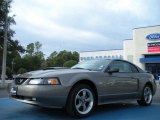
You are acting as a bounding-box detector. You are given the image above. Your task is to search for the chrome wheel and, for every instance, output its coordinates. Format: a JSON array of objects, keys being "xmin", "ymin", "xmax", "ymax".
[
  {"xmin": 75, "ymin": 89, "xmax": 93, "ymax": 115},
  {"xmin": 144, "ymin": 86, "xmax": 152, "ymax": 104}
]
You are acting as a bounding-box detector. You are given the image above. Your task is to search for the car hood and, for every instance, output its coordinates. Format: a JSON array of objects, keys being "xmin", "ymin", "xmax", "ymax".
[{"xmin": 16, "ymin": 68, "xmax": 94, "ymax": 78}]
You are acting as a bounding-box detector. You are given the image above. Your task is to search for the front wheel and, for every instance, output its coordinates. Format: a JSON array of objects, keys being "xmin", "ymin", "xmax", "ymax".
[
  {"xmin": 137, "ymin": 85, "xmax": 153, "ymax": 106},
  {"xmin": 66, "ymin": 84, "xmax": 96, "ymax": 118}
]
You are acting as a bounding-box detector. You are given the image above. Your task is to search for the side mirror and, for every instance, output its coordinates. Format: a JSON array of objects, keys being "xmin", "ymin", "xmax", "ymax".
[{"xmin": 108, "ymin": 68, "xmax": 119, "ymax": 74}]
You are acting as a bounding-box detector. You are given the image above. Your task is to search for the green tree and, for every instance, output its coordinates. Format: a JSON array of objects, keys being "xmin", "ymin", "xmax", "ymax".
[
  {"xmin": 46, "ymin": 51, "xmax": 57, "ymax": 67},
  {"xmin": 17, "ymin": 68, "xmax": 27, "ymax": 74},
  {"xmin": 0, "ymin": 0, "xmax": 25, "ymax": 76},
  {"xmin": 46, "ymin": 50, "xmax": 79, "ymax": 67},
  {"xmin": 21, "ymin": 41, "xmax": 45, "ymax": 72},
  {"xmin": 6, "ymin": 67, "xmax": 12, "ymax": 78},
  {"xmin": 26, "ymin": 43, "xmax": 34, "ymax": 56},
  {"xmin": 63, "ymin": 60, "xmax": 78, "ymax": 67},
  {"xmin": 72, "ymin": 51, "xmax": 79, "ymax": 61},
  {"xmin": 35, "ymin": 41, "xmax": 42, "ymax": 54},
  {"xmin": 13, "ymin": 55, "xmax": 22, "ymax": 74}
]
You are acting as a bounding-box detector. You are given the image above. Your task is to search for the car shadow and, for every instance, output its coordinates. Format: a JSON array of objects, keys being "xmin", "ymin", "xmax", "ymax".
[
  {"xmin": 96, "ymin": 102, "xmax": 138, "ymax": 113},
  {"xmin": 34, "ymin": 102, "xmax": 139, "ymax": 119},
  {"xmin": 2, "ymin": 99, "xmax": 159, "ymax": 120}
]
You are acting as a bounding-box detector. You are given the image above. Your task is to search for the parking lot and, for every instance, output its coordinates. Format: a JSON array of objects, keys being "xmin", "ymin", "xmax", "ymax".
[{"xmin": 0, "ymin": 85, "xmax": 159, "ymax": 120}]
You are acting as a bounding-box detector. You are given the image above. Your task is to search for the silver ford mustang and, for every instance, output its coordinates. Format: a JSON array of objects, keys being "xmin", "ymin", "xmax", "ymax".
[{"xmin": 10, "ymin": 59, "xmax": 156, "ymax": 118}]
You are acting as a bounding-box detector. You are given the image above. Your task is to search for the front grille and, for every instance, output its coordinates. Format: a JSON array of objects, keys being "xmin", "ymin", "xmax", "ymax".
[{"xmin": 15, "ymin": 78, "xmax": 28, "ymax": 85}]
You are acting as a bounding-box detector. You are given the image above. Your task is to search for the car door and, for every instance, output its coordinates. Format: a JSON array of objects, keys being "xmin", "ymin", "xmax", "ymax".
[{"xmin": 104, "ymin": 60, "xmax": 139, "ymax": 101}]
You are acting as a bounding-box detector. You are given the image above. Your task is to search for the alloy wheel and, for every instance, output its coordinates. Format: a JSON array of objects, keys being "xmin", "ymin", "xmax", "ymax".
[
  {"xmin": 144, "ymin": 86, "xmax": 152, "ymax": 104},
  {"xmin": 75, "ymin": 89, "xmax": 94, "ymax": 115}
]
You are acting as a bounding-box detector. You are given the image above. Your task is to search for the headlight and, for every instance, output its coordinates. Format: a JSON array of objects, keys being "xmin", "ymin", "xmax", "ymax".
[
  {"xmin": 29, "ymin": 79, "xmax": 44, "ymax": 85},
  {"xmin": 28, "ymin": 78, "xmax": 60, "ymax": 85}
]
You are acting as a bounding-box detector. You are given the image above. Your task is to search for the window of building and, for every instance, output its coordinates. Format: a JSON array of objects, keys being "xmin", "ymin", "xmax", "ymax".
[
  {"xmin": 91, "ymin": 56, "xmax": 94, "ymax": 60},
  {"xmin": 119, "ymin": 55, "xmax": 123, "ymax": 59},
  {"xmin": 99, "ymin": 56, "xmax": 102, "ymax": 59},
  {"xmin": 87, "ymin": 57, "xmax": 90, "ymax": 60}
]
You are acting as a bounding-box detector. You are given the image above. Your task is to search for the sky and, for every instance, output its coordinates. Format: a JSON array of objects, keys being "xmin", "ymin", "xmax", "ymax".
[{"xmin": 11, "ymin": 0, "xmax": 160, "ymax": 57}]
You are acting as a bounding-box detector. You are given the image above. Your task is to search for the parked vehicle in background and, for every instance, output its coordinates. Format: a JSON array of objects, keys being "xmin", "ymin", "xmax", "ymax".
[{"xmin": 10, "ymin": 59, "xmax": 157, "ymax": 118}]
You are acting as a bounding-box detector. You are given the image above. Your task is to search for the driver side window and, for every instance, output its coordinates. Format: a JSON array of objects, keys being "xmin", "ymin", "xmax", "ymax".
[{"xmin": 108, "ymin": 61, "xmax": 133, "ymax": 73}]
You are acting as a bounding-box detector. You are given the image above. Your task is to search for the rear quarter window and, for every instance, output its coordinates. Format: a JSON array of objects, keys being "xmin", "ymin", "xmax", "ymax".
[{"xmin": 130, "ymin": 64, "xmax": 139, "ymax": 73}]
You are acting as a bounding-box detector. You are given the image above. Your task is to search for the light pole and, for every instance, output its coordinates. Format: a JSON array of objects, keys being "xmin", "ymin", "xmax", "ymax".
[{"xmin": 1, "ymin": 0, "xmax": 9, "ymax": 86}]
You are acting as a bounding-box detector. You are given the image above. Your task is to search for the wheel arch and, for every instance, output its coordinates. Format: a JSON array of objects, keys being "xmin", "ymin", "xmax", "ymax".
[
  {"xmin": 66, "ymin": 79, "xmax": 98, "ymax": 106},
  {"xmin": 145, "ymin": 82, "xmax": 153, "ymax": 92}
]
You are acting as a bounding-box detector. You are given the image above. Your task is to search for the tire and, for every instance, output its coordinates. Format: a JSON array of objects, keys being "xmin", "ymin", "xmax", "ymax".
[
  {"xmin": 137, "ymin": 85, "xmax": 153, "ymax": 106},
  {"xmin": 66, "ymin": 84, "xmax": 96, "ymax": 118}
]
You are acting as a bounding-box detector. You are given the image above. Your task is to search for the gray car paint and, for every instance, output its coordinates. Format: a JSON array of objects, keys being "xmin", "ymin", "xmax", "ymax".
[{"xmin": 10, "ymin": 59, "xmax": 157, "ymax": 108}]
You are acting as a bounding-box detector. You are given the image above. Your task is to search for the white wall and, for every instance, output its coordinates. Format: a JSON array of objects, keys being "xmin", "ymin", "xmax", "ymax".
[
  {"xmin": 123, "ymin": 39, "xmax": 134, "ymax": 63},
  {"xmin": 80, "ymin": 49, "xmax": 123, "ymax": 62}
]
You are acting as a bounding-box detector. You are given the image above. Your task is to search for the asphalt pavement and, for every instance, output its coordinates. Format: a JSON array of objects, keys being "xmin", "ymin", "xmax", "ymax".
[
  {"xmin": 0, "ymin": 89, "xmax": 9, "ymax": 98},
  {"xmin": 0, "ymin": 85, "xmax": 159, "ymax": 120}
]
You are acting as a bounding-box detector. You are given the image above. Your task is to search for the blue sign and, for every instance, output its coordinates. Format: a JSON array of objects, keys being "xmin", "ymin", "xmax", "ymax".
[{"xmin": 146, "ymin": 33, "xmax": 160, "ymax": 40}]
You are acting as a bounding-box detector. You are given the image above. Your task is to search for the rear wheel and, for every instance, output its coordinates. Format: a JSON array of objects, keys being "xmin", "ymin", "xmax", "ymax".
[
  {"xmin": 137, "ymin": 85, "xmax": 153, "ymax": 106},
  {"xmin": 66, "ymin": 84, "xmax": 96, "ymax": 118}
]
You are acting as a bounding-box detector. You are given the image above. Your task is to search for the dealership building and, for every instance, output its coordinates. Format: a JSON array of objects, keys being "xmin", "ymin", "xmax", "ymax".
[{"xmin": 80, "ymin": 25, "xmax": 160, "ymax": 80}]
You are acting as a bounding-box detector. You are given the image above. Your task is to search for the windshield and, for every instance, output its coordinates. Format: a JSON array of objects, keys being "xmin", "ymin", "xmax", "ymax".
[{"xmin": 72, "ymin": 59, "xmax": 110, "ymax": 71}]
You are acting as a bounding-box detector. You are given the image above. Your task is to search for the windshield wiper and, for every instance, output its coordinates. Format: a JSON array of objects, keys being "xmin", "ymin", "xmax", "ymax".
[
  {"xmin": 72, "ymin": 67, "xmax": 92, "ymax": 71},
  {"xmin": 43, "ymin": 67, "xmax": 68, "ymax": 70},
  {"xmin": 72, "ymin": 67, "xmax": 84, "ymax": 69}
]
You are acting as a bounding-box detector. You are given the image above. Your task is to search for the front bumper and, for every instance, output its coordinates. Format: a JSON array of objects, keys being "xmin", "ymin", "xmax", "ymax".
[{"xmin": 10, "ymin": 85, "xmax": 70, "ymax": 108}]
